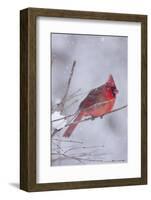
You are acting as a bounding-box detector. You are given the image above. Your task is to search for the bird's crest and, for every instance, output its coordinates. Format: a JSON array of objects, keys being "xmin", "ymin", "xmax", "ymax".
[{"xmin": 106, "ymin": 74, "xmax": 116, "ymax": 87}]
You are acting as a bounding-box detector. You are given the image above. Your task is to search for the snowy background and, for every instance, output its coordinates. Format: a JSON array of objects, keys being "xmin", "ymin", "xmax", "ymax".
[{"xmin": 51, "ymin": 33, "xmax": 128, "ymax": 166}]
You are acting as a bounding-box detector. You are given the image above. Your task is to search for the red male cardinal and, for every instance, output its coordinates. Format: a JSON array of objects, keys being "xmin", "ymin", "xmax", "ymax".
[{"xmin": 63, "ymin": 74, "xmax": 118, "ymax": 137}]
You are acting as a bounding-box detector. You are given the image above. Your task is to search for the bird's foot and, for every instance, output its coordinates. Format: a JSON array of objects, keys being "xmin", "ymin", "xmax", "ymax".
[
  {"xmin": 100, "ymin": 115, "xmax": 104, "ymax": 119},
  {"xmin": 91, "ymin": 116, "xmax": 96, "ymax": 120}
]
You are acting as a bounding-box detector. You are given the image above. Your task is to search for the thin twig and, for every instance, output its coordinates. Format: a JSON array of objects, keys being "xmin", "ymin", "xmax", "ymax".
[
  {"xmin": 65, "ymin": 99, "xmax": 80, "ymax": 110},
  {"xmin": 52, "ymin": 152, "xmax": 83, "ymax": 163},
  {"xmin": 60, "ymin": 60, "xmax": 76, "ymax": 113},
  {"xmin": 52, "ymin": 99, "xmax": 115, "ymax": 123},
  {"xmin": 72, "ymin": 105, "xmax": 128, "ymax": 124},
  {"xmin": 64, "ymin": 145, "xmax": 104, "ymax": 154},
  {"xmin": 66, "ymin": 88, "xmax": 82, "ymax": 101},
  {"xmin": 52, "ymin": 152, "xmax": 104, "ymax": 162},
  {"xmin": 53, "ymin": 138, "xmax": 83, "ymax": 144},
  {"xmin": 52, "ymin": 105, "xmax": 127, "ymax": 135},
  {"xmin": 52, "ymin": 88, "xmax": 81, "ymax": 112},
  {"xmin": 52, "ymin": 128, "xmax": 61, "ymax": 137},
  {"xmin": 52, "ymin": 141, "xmax": 64, "ymax": 153},
  {"xmin": 66, "ymin": 88, "xmax": 93, "ymax": 101},
  {"xmin": 68, "ymin": 152, "xmax": 107, "ymax": 158},
  {"xmin": 52, "ymin": 111, "xmax": 77, "ymax": 123}
]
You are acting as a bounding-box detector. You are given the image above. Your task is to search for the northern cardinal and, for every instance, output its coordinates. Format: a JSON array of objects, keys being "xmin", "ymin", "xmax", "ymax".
[{"xmin": 63, "ymin": 74, "xmax": 118, "ymax": 137}]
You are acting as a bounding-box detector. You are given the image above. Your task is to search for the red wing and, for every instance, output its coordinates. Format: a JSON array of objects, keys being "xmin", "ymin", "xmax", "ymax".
[{"xmin": 79, "ymin": 85, "xmax": 105, "ymax": 110}]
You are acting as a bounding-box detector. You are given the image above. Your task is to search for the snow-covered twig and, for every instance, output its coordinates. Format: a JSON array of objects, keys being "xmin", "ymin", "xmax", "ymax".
[
  {"xmin": 51, "ymin": 111, "xmax": 68, "ymax": 136},
  {"xmin": 52, "ymin": 111, "xmax": 77, "ymax": 123}
]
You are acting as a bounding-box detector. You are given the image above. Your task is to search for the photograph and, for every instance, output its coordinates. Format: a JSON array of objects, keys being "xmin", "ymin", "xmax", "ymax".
[
  {"xmin": 51, "ymin": 33, "xmax": 128, "ymax": 166},
  {"xmin": 20, "ymin": 7, "xmax": 147, "ymax": 192}
]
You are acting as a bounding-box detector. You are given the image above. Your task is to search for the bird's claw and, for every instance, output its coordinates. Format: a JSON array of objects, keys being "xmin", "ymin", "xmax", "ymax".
[{"xmin": 91, "ymin": 116, "xmax": 96, "ymax": 120}]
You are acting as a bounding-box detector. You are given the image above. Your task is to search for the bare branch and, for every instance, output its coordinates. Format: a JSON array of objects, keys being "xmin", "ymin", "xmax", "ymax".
[
  {"xmin": 52, "ymin": 89, "xmax": 82, "ymax": 112},
  {"xmin": 52, "ymin": 105, "xmax": 127, "ymax": 135},
  {"xmin": 64, "ymin": 145, "xmax": 104, "ymax": 154},
  {"xmin": 52, "ymin": 150, "xmax": 126, "ymax": 164},
  {"xmin": 105, "ymin": 105, "xmax": 128, "ymax": 115},
  {"xmin": 51, "ymin": 142, "xmax": 107, "ymax": 164},
  {"xmin": 52, "ymin": 138, "xmax": 83, "ymax": 144},
  {"xmin": 64, "ymin": 99, "xmax": 80, "ymax": 110},
  {"xmin": 71, "ymin": 105, "xmax": 128, "ymax": 125},
  {"xmin": 66, "ymin": 89, "xmax": 92, "ymax": 101},
  {"xmin": 52, "ymin": 141, "xmax": 64, "ymax": 153},
  {"xmin": 66, "ymin": 88, "xmax": 82, "ymax": 101},
  {"xmin": 68, "ymin": 152, "xmax": 107, "ymax": 159},
  {"xmin": 52, "ymin": 152, "xmax": 83, "ymax": 164},
  {"xmin": 52, "ymin": 152, "xmax": 104, "ymax": 163},
  {"xmin": 59, "ymin": 60, "xmax": 76, "ymax": 113},
  {"xmin": 52, "ymin": 99, "xmax": 115, "ymax": 123}
]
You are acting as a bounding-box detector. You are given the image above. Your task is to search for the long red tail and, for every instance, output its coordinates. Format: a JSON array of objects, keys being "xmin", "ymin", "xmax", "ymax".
[{"xmin": 63, "ymin": 112, "xmax": 83, "ymax": 137}]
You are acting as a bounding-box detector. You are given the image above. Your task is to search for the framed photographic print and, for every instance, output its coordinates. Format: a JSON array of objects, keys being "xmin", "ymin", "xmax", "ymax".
[{"xmin": 20, "ymin": 8, "xmax": 147, "ymax": 191}]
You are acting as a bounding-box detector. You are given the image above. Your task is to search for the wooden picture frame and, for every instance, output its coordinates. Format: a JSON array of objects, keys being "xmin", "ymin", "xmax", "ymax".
[{"xmin": 20, "ymin": 7, "xmax": 147, "ymax": 192}]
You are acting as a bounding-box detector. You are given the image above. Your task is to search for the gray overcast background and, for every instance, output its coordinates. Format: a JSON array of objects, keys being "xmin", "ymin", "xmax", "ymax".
[{"xmin": 51, "ymin": 33, "xmax": 128, "ymax": 166}]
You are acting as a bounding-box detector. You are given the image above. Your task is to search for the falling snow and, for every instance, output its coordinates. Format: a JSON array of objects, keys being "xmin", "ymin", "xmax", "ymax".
[{"xmin": 51, "ymin": 33, "xmax": 128, "ymax": 166}]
